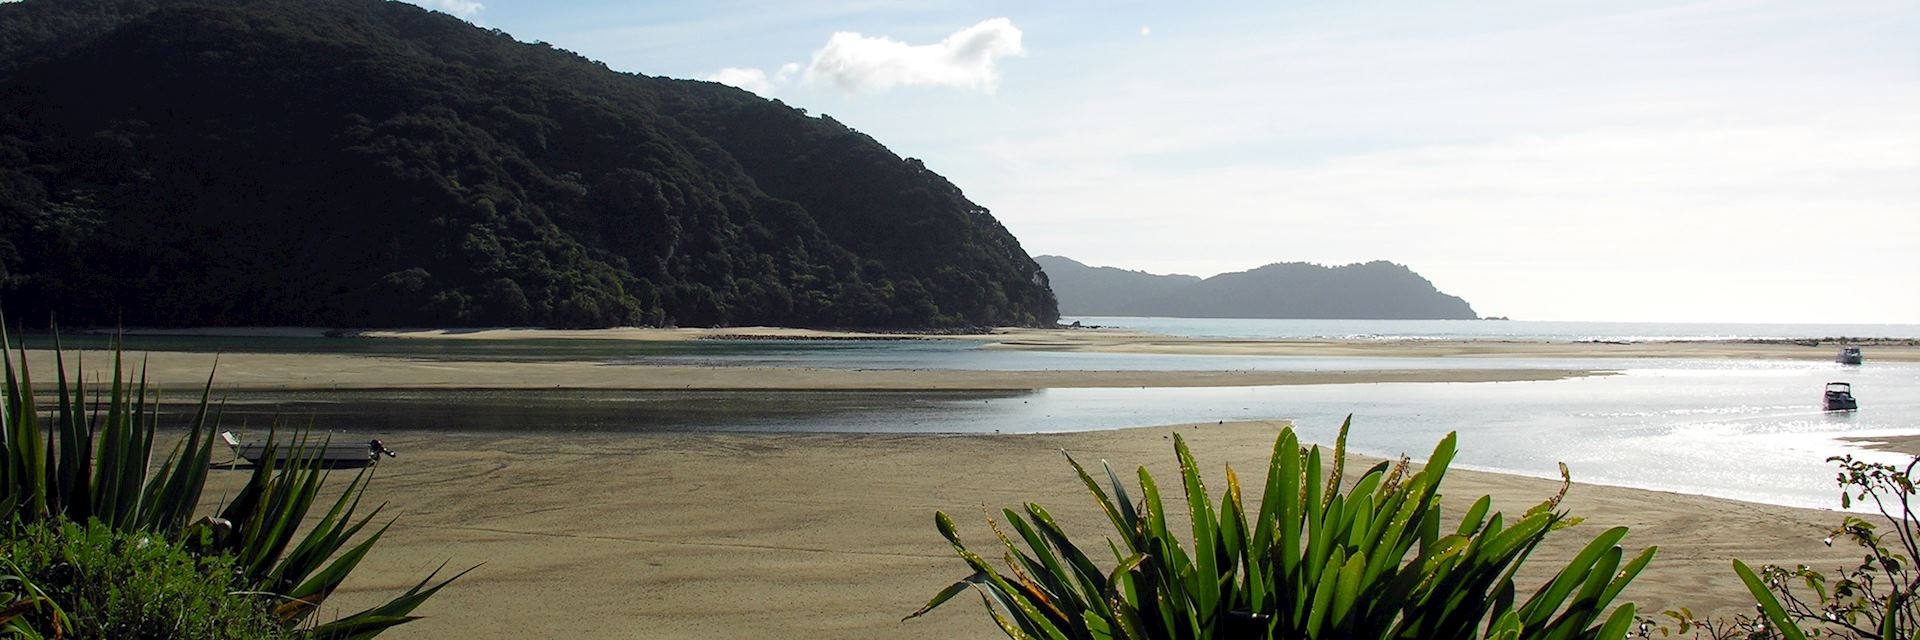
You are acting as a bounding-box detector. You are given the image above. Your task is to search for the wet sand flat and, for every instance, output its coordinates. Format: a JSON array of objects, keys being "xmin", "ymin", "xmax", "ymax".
[{"xmin": 255, "ymin": 421, "xmax": 1859, "ymax": 640}]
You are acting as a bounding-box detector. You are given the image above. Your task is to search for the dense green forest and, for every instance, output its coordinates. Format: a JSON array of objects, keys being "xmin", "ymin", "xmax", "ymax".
[
  {"xmin": 1037, "ymin": 256, "xmax": 1479, "ymax": 319},
  {"xmin": 0, "ymin": 0, "xmax": 1057, "ymax": 328}
]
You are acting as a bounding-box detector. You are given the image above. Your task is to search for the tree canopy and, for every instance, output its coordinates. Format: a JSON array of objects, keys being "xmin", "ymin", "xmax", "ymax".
[{"xmin": 0, "ymin": 0, "xmax": 1058, "ymax": 329}]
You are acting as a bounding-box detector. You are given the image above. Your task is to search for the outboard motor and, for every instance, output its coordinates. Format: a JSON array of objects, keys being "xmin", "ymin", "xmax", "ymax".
[{"xmin": 369, "ymin": 439, "xmax": 398, "ymax": 461}]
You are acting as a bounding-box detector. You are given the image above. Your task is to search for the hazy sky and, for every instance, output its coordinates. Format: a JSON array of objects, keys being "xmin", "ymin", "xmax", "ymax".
[{"xmin": 408, "ymin": 0, "xmax": 1916, "ymax": 323}]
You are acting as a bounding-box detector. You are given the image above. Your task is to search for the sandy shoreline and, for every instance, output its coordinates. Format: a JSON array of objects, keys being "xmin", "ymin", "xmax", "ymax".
[
  {"xmin": 20, "ymin": 349, "xmax": 1600, "ymax": 392},
  {"xmin": 97, "ymin": 324, "xmax": 1920, "ymax": 361},
  {"xmin": 241, "ymin": 421, "xmax": 1862, "ymax": 639}
]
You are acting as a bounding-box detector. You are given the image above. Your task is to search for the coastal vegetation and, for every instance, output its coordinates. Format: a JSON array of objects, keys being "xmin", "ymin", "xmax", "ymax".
[
  {"xmin": 914, "ymin": 414, "xmax": 1920, "ymax": 640},
  {"xmin": 1657, "ymin": 454, "xmax": 1920, "ymax": 639},
  {"xmin": 1035, "ymin": 256, "xmax": 1478, "ymax": 320},
  {"xmin": 0, "ymin": 322, "xmax": 465, "ymax": 637},
  {"xmin": 913, "ymin": 420, "xmax": 1651, "ymax": 639},
  {"xmin": 0, "ymin": 0, "xmax": 1057, "ymax": 329}
]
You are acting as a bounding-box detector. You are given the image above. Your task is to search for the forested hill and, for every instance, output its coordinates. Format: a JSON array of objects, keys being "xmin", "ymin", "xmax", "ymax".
[
  {"xmin": 1036, "ymin": 256, "xmax": 1478, "ymax": 320},
  {"xmin": 0, "ymin": 0, "xmax": 1057, "ymax": 329}
]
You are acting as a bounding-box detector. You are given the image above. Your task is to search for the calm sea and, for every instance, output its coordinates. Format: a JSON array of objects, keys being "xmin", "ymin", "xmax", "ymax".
[{"xmin": 1064, "ymin": 316, "xmax": 1920, "ymax": 341}]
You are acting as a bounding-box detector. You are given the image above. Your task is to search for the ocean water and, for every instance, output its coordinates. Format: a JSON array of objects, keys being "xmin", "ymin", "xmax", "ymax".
[{"xmin": 1065, "ymin": 316, "xmax": 1920, "ymax": 342}]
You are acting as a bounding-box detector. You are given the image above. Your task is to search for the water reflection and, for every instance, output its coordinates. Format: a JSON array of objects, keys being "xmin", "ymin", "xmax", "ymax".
[
  {"xmin": 163, "ymin": 359, "xmax": 1920, "ymax": 510},
  {"xmin": 189, "ymin": 389, "xmax": 1036, "ymax": 433}
]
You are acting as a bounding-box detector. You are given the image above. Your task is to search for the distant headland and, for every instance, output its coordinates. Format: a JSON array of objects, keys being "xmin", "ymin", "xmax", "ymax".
[{"xmin": 1035, "ymin": 256, "xmax": 1479, "ymax": 320}]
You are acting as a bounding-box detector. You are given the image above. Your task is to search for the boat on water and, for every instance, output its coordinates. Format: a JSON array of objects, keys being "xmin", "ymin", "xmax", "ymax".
[
  {"xmin": 1837, "ymin": 346, "xmax": 1863, "ymax": 365},
  {"xmin": 1824, "ymin": 382, "xmax": 1858, "ymax": 411},
  {"xmin": 221, "ymin": 432, "xmax": 395, "ymax": 467}
]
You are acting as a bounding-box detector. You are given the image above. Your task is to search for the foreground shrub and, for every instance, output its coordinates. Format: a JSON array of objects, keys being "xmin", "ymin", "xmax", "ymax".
[
  {"xmin": 1, "ymin": 320, "xmax": 467, "ymax": 637},
  {"xmin": 912, "ymin": 419, "xmax": 1654, "ymax": 639},
  {"xmin": 2, "ymin": 555, "xmax": 68, "ymax": 638},
  {"xmin": 3, "ymin": 518, "xmax": 287, "ymax": 639}
]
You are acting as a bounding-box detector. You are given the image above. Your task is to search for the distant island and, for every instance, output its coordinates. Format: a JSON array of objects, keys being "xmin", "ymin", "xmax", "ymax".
[
  {"xmin": 0, "ymin": 0, "xmax": 1056, "ymax": 329},
  {"xmin": 1036, "ymin": 256, "xmax": 1478, "ymax": 320}
]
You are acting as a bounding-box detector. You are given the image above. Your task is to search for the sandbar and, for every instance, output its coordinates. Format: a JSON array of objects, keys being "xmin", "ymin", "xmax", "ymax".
[
  {"xmin": 1842, "ymin": 434, "xmax": 1920, "ymax": 456},
  {"xmin": 21, "ymin": 349, "xmax": 1599, "ymax": 392}
]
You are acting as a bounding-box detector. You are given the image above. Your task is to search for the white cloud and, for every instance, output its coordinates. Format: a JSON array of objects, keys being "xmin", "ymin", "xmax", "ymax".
[
  {"xmin": 405, "ymin": 0, "xmax": 484, "ymax": 19},
  {"xmin": 1140, "ymin": 26, "xmax": 1151, "ymax": 37},
  {"xmin": 775, "ymin": 62, "xmax": 801, "ymax": 83},
  {"xmin": 802, "ymin": 18, "xmax": 1024, "ymax": 94},
  {"xmin": 704, "ymin": 67, "xmax": 775, "ymax": 96}
]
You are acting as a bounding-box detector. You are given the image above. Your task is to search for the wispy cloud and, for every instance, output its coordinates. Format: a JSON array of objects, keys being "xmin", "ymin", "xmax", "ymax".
[
  {"xmin": 698, "ymin": 18, "xmax": 1024, "ymax": 100},
  {"xmin": 705, "ymin": 67, "xmax": 776, "ymax": 96},
  {"xmin": 406, "ymin": 0, "xmax": 484, "ymax": 20},
  {"xmin": 802, "ymin": 18, "xmax": 1025, "ymax": 94},
  {"xmin": 702, "ymin": 62, "xmax": 803, "ymax": 97}
]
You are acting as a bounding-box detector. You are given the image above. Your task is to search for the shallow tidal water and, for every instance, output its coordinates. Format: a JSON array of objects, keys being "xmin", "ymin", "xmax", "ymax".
[
  {"xmin": 176, "ymin": 355, "xmax": 1920, "ymax": 510},
  {"xmin": 25, "ymin": 327, "xmax": 1915, "ymax": 509}
]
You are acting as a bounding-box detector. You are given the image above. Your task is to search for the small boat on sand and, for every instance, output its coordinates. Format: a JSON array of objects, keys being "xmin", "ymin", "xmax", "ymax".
[
  {"xmin": 220, "ymin": 432, "xmax": 396, "ymax": 467},
  {"xmin": 1824, "ymin": 382, "xmax": 1858, "ymax": 411},
  {"xmin": 1837, "ymin": 346, "xmax": 1863, "ymax": 365}
]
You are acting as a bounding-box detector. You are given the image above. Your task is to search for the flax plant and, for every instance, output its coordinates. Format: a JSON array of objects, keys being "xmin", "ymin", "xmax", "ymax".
[
  {"xmin": 912, "ymin": 418, "xmax": 1654, "ymax": 640},
  {"xmin": 0, "ymin": 317, "xmax": 467, "ymax": 638}
]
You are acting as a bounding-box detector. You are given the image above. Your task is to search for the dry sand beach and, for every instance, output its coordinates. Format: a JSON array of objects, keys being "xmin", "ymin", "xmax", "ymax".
[{"xmin": 246, "ymin": 421, "xmax": 1861, "ymax": 640}]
